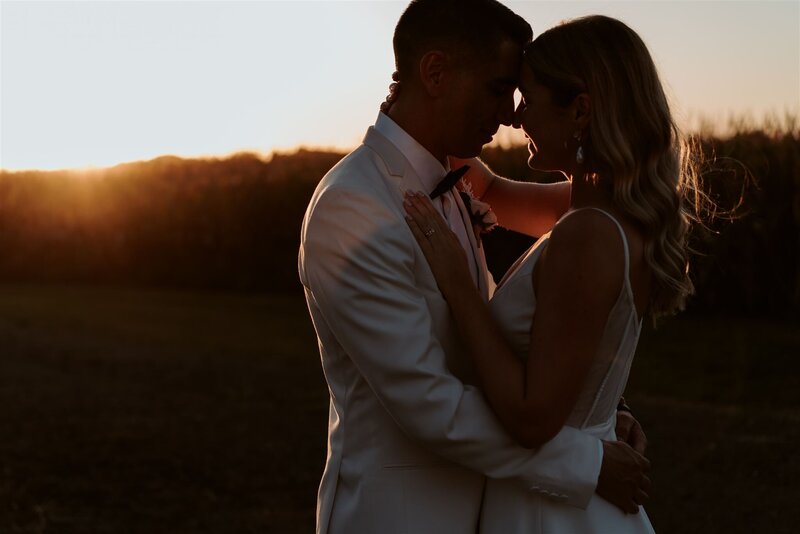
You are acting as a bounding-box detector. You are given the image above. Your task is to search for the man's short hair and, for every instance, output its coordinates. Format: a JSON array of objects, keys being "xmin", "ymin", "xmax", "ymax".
[{"xmin": 393, "ymin": 0, "xmax": 532, "ymax": 80}]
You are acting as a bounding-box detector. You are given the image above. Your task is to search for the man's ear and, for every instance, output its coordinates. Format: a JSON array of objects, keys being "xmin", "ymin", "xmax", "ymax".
[
  {"xmin": 573, "ymin": 93, "xmax": 591, "ymax": 130},
  {"xmin": 419, "ymin": 50, "xmax": 450, "ymax": 97}
]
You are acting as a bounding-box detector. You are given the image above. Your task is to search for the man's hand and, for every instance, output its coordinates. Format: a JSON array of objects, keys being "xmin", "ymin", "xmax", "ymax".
[
  {"xmin": 596, "ymin": 440, "xmax": 652, "ymax": 514},
  {"xmin": 615, "ymin": 410, "xmax": 648, "ymax": 455}
]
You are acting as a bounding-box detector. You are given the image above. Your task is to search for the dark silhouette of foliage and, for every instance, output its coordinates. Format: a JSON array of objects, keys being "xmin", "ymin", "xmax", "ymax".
[
  {"xmin": 688, "ymin": 131, "xmax": 799, "ymax": 315},
  {"xmin": 0, "ymin": 131, "xmax": 797, "ymax": 315},
  {"xmin": 0, "ymin": 150, "xmax": 343, "ymax": 293}
]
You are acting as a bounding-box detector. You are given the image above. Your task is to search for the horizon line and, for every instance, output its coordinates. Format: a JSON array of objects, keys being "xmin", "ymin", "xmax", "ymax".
[{"xmin": 2, "ymin": 116, "xmax": 798, "ymax": 174}]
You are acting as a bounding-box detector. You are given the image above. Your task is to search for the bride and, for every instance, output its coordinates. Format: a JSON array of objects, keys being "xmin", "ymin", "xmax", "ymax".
[{"xmin": 404, "ymin": 15, "xmax": 699, "ymax": 533}]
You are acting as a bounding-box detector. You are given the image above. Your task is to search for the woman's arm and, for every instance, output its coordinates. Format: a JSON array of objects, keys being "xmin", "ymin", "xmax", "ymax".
[
  {"xmin": 404, "ymin": 195, "xmax": 623, "ymax": 448},
  {"xmin": 448, "ymin": 156, "xmax": 572, "ymax": 237}
]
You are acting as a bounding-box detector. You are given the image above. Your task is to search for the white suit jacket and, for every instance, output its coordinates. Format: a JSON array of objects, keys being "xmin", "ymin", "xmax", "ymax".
[{"xmin": 298, "ymin": 126, "xmax": 602, "ymax": 534}]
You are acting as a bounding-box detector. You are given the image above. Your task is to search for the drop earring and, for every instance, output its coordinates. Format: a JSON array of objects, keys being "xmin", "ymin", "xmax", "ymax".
[{"xmin": 574, "ymin": 131, "xmax": 584, "ymax": 165}]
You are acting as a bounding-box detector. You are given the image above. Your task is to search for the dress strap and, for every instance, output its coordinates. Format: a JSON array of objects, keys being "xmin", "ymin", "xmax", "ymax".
[{"xmin": 558, "ymin": 207, "xmax": 630, "ymax": 281}]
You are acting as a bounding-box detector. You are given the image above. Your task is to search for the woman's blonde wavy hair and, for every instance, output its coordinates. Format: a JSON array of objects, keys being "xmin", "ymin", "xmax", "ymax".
[{"xmin": 525, "ymin": 15, "xmax": 703, "ymax": 320}]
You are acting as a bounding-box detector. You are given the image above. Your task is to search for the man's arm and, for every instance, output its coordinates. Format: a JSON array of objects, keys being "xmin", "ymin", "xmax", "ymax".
[
  {"xmin": 300, "ymin": 185, "xmax": 601, "ymax": 508},
  {"xmin": 402, "ymin": 191, "xmax": 652, "ymax": 513}
]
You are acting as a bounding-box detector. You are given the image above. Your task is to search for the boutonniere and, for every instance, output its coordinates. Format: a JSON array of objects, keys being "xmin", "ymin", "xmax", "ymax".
[{"xmin": 457, "ymin": 180, "xmax": 498, "ymax": 245}]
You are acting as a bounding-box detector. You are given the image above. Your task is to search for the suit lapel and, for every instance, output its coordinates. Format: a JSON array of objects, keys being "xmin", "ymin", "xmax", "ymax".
[
  {"xmin": 364, "ymin": 126, "xmax": 492, "ymax": 300},
  {"xmin": 363, "ymin": 127, "xmax": 428, "ymax": 199}
]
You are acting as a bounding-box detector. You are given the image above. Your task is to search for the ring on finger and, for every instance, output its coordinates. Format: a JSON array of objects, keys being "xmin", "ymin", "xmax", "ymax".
[{"xmin": 423, "ymin": 227, "xmax": 435, "ymax": 237}]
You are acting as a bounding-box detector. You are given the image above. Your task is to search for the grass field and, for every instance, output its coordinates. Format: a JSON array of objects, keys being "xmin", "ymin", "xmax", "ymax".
[{"xmin": 0, "ymin": 284, "xmax": 798, "ymax": 533}]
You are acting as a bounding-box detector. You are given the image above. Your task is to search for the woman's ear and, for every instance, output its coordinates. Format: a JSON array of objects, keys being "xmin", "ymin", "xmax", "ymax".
[{"xmin": 573, "ymin": 93, "xmax": 591, "ymax": 130}]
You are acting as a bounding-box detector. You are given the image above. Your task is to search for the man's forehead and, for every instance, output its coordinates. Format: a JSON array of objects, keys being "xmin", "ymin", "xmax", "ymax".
[{"xmin": 477, "ymin": 40, "xmax": 523, "ymax": 83}]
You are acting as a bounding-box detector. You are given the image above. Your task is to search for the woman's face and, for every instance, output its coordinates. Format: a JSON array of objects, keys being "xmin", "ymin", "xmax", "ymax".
[{"xmin": 515, "ymin": 62, "xmax": 577, "ymax": 173}]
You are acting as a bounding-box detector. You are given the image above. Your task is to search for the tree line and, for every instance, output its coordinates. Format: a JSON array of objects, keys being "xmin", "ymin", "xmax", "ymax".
[{"xmin": 0, "ymin": 130, "xmax": 797, "ymax": 317}]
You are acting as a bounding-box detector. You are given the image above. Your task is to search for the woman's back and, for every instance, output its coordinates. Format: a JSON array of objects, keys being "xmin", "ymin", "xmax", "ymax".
[
  {"xmin": 490, "ymin": 207, "xmax": 646, "ymax": 430},
  {"xmin": 482, "ymin": 207, "xmax": 655, "ymax": 533}
]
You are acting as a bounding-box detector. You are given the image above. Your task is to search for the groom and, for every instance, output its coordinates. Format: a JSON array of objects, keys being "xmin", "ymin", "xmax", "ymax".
[{"xmin": 299, "ymin": 1, "xmax": 650, "ymax": 532}]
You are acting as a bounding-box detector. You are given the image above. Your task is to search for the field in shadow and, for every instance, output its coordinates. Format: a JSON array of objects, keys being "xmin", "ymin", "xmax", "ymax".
[{"xmin": 0, "ymin": 284, "xmax": 798, "ymax": 533}]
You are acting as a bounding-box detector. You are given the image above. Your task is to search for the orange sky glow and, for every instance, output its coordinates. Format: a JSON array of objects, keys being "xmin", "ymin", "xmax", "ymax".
[{"xmin": 1, "ymin": 0, "xmax": 798, "ymax": 171}]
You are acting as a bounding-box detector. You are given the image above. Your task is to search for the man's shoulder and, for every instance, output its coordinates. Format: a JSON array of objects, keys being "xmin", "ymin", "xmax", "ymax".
[
  {"xmin": 299, "ymin": 141, "xmax": 413, "ymax": 274},
  {"xmin": 308, "ymin": 142, "xmax": 399, "ymax": 214},
  {"xmin": 318, "ymin": 143, "xmax": 385, "ymax": 191}
]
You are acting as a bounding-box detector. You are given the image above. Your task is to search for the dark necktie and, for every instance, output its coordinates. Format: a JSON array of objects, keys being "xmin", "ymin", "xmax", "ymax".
[{"xmin": 429, "ymin": 165, "xmax": 470, "ymax": 199}]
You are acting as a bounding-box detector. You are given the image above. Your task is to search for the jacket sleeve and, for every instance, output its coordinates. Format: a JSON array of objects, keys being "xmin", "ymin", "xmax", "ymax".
[{"xmin": 299, "ymin": 185, "xmax": 603, "ymax": 508}]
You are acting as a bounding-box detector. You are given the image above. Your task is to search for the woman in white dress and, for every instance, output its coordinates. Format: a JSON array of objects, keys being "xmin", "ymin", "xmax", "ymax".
[{"xmin": 403, "ymin": 15, "xmax": 700, "ymax": 533}]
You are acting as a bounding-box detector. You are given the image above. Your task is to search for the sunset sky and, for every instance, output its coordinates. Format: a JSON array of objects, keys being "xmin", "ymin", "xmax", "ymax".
[{"xmin": 1, "ymin": 0, "xmax": 798, "ymax": 171}]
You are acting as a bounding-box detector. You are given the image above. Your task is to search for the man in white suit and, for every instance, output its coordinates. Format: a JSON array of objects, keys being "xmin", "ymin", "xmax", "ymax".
[{"xmin": 298, "ymin": 1, "xmax": 650, "ymax": 532}]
